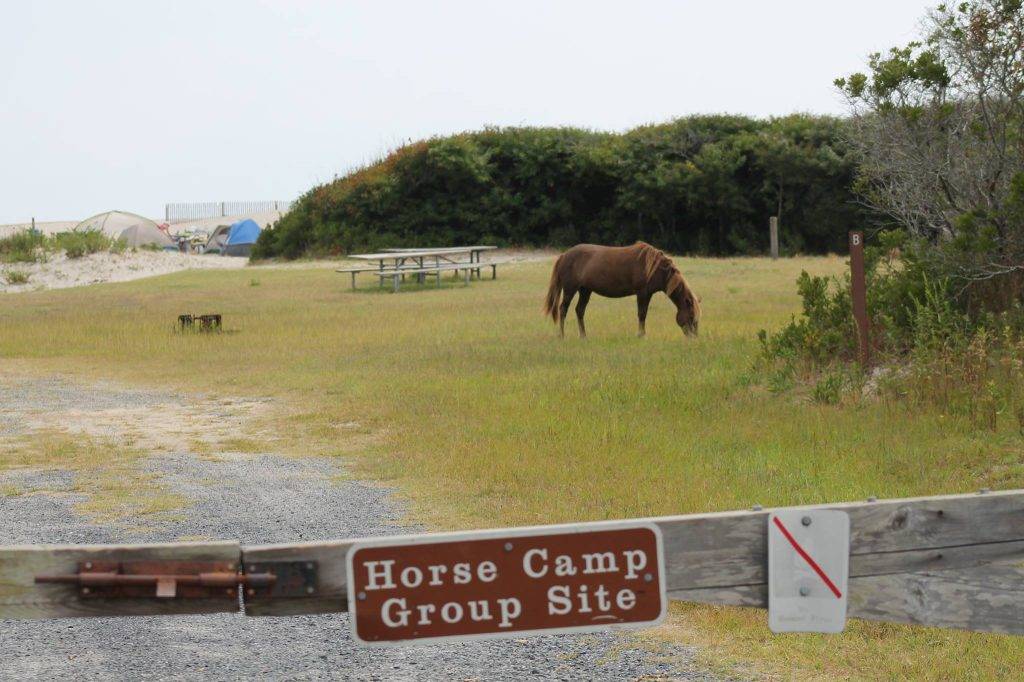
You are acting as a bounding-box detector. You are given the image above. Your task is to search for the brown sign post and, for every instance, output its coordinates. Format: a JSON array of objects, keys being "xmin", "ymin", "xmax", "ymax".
[
  {"xmin": 346, "ymin": 522, "xmax": 666, "ymax": 646},
  {"xmin": 849, "ymin": 231, "xmax": 869, "ymax": 365}
]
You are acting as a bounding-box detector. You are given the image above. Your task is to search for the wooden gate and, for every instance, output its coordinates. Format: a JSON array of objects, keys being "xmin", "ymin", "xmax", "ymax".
[{"xmin": 2, "ymin": 489, "xmax": 1022, "ymax": 635}]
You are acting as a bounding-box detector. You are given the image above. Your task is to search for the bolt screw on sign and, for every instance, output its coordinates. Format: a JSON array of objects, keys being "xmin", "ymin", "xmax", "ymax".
[{"xmin": 849, "ymin": 231, "xmax": 870, "ymax": 365}]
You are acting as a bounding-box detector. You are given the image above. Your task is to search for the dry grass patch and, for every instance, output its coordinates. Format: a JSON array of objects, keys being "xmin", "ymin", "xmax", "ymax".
[
  {"xmin": 213, "ymin": 437, "xmax": 264, "ymax": 454},
  {"xmin": 1, "ymin": 431, "xmax": 188, "ymax": 524},
  {"xmin": 659, "ymin": 603, "xmax": 1024, "ymax": 681},
  {"xmin": 0, "ymin": 483, "xmax": 24, "ymax": 497}
]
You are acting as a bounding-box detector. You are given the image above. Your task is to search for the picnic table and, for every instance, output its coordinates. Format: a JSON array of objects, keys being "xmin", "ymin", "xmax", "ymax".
[{"xmin": 337, "ymin": 246, "xmax": 498, "ymax": 291}]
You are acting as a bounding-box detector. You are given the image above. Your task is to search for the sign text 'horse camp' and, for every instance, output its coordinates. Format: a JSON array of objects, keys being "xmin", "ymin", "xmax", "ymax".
[{"xmin": 346, "ymin": 522, "xmax": 666, "ymax": 645}]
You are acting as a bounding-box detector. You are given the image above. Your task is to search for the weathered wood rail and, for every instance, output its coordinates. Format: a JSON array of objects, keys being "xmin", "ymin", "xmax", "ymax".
[{"xmin": 2, "ymin": 490, "xmax": 1022, "ymax": 635}]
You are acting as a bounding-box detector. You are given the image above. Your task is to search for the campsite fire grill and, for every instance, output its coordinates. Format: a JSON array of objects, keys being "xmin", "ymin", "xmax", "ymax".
[{"xmin": 178, "ymin": 314, "xmax": 222, "ymax": 332}]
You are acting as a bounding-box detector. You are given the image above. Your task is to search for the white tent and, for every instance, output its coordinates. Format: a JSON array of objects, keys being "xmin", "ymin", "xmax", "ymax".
[
  {"xmin": 74, "ymin": 210, "xmax": 172, "ymax": 249},
  {"xmin": 75, "ymin": 211, "xmax": 156, "ymax": 237},
  {"xmin": 118, "ymin": 224, "xmax": 174, "ymax": 249}
]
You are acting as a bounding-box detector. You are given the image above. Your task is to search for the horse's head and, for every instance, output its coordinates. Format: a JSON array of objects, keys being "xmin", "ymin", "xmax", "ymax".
[
  {"xmin": 640, "ymin": 243, "xmax": 701, "ymax": 337},
  {"xmin": 667, "ymin": 273, "xmax": 701, "ymax": 336}
]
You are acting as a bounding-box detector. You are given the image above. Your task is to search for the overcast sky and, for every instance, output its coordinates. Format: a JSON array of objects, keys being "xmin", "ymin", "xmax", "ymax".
[{"xmin": 1, "ymin": 1, "xmax": 933, "ymax": 223}]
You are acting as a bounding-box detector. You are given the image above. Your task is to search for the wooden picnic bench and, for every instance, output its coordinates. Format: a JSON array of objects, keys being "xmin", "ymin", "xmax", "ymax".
[
  {"xmin": 336, "ymin": 246, "xmax": 498, "ymax": 290},
  {"xmin": 375, "ymin": 261, "xmax": 497, "ymax": 291},
  {"xmin": 334, "ymin": 262, "xmax": 433, "ymax": 289}
]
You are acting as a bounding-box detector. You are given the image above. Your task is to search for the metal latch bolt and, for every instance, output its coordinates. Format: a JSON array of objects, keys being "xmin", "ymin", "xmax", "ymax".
[{"xmin": 35, "ymin": 560, "xmax": 277, "ymax": 599}]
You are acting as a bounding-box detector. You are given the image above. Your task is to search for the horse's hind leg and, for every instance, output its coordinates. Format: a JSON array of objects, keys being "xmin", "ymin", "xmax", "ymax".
[
  {"xmin": 637, "ymin": 293, "xmax": 651, "ymax": 338},
  {"xmin": 575, "ymin": 289, "xmax": 591, "ymax": 339},
  {"xmin": 558, "ymin": 287, "xmax": 576, "ymax": 338}
]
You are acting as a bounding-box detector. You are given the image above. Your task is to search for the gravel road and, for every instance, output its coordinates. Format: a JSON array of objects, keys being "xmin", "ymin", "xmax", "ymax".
[{"xmin": 0, "ymin": 374, "xmax": 722, "ymax": 681}]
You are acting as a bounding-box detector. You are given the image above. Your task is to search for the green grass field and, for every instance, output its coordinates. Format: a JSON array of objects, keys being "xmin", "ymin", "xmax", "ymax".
[{"xmin": 2, "ymin": 256, "xmax": 1022, "ymax": 680}]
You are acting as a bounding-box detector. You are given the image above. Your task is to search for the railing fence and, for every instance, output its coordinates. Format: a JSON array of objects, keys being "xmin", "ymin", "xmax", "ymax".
[
  {"xmin": 165, "ymin": 201, "xmax": 293, "ymax": 224},
  {"xmin": 2, "ymin": 489, "xmax": 1023, "ymax": 636}
]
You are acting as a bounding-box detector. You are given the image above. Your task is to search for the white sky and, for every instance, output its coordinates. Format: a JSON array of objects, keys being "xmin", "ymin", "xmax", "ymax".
[{"xmin": 1, "ymin": 0, "xmax": 932, "ymax": 223}]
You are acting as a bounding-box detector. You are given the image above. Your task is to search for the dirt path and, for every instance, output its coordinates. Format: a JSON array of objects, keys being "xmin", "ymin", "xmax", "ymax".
[{"xmin": 0, "ymin": 373, "xmax": 719, "ymax": 681}]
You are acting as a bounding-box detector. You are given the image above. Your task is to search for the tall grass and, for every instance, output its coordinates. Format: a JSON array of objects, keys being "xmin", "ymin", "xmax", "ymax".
[
  {"xmin": 50, "ymin": 230, "xmax": 120, "ymax": 258},
  {"xmin": 0, "ymin": 257, "xmax": 1021, "ymax": 678},
  {"xmin": 0, "ymin": 229, "xmax": 123, "ymax": 262},
  {"xmin": 0, "ymin": 230, "xmax": 47, "ymax": 263},
  {"xmin": 3, "ymin": 269, "xmax": 30, "ymax": 285}
]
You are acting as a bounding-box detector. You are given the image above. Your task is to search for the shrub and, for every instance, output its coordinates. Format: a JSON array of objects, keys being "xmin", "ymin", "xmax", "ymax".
[
  {"xmin": 765, "ymin": 362, "xmax": 796, "ymax": 394},
  {"xmin": 0, "ymin": 230, "xmax": 47, "ymax": 263},
  {"xmin": 252, "ymin": 115, "xmax": 870, "ymax": 259},
  {"xmin": 3, "ymin": 269, "xmax": 30, "ymax": 285},
  {"xmin": 50, "ymin": 230, "xmax": 115, "ymax": 259},
  {"xmin": 758, "ymin": 234, "xmax": 1024, "ymax": 426},
  {"xmin": 811, "ymin": 372, "xmax": 847, "ymax": 405}
]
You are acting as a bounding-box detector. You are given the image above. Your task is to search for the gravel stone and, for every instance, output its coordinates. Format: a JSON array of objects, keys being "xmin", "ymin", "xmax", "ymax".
[{"xmin": 0, "ymin": 375, "xmax": 725, "ymax": 681}]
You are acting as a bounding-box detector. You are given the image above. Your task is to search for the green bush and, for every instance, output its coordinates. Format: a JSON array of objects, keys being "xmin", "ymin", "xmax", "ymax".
[
  {"xmin": 757, "ymin": 226, "xmax": 1021, "ymax": 363},
  {"xmin": 50, "ymin": 230, "xmax": 116, "ymax": 259},
  {"xmin": 1, "ymin": 229, "xmax": 132, "ymax": 263},
  {"xmin": 758, "ymin": 270, "xmax": 857, "ymax": 364},
  {"xmin": 3, "ymin": 269, "xmax": 30, "ymax": 285},
  {"xmin": 758, "ymin": 230, "xmax": 1024, "ymax": 424},
  {"xmin": 811, "ymin": 372, "xmax": 846, "ymax": 405},
  {"xmin": 0, "ymin": 230, "xmax": 47, "ymax": 263},
  {"xmin": 253, "ymin": 115, "xmax": 871, "ymax": 259}
]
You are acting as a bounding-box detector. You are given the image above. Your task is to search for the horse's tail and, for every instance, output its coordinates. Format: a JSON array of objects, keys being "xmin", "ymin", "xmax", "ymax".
[{"xmin": 543, "ymin": 257, "xmax": 562, "ymax": 322}]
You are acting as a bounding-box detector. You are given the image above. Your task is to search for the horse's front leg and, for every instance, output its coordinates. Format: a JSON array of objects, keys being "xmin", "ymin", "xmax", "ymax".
[
  {"xmin": 575, "ymin": 289, "xmax": 591, "ymax": 339},
  {"xmin": 636, "ymin": 293, "xmax": 651, "ymax": 337}
]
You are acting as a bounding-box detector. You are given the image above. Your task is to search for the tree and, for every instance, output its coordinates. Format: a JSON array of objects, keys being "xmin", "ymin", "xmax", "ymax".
[
  {"xmin": 254, "ymin": 117, "xmax": 867, "ymax": 259},
  {"xmin": 835, "ymin": 0, "xmax": 1024, "ymax": 295},
  {"xmin": 683, "ymin": 142, "xmax": 748, "ymax": 253}
]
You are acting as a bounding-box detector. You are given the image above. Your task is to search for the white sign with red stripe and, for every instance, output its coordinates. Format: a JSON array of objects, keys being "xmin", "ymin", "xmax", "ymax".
[{"xmin": 767, "ymin": 509, "xmax": 850, "ymax": 633}]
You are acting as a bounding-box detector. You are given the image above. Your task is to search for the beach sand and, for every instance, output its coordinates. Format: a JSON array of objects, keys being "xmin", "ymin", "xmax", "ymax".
[{"xmin": 1, "ymin": 249, "xmax": 247, "ymax": 294}]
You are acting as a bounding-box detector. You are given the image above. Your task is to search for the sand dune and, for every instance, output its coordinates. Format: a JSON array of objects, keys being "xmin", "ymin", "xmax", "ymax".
[{"xmin": 1, "ymin": 250, "xmax": 246, "ymax": 294}]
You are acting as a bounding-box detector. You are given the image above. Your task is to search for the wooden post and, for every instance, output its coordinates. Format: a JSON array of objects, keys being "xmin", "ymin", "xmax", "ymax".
[
  {"xmin": 769, "ymin": 216, "xmax": 779, "ymax": 260},
  {"xmin": 849, "ymin": 231, "xmax": 869, "ymax": 365}
]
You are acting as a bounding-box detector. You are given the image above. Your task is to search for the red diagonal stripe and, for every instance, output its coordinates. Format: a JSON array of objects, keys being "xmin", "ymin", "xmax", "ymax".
[{"xmin": 772, "ymin": 516, "xmax": 843, "ymax": 599}]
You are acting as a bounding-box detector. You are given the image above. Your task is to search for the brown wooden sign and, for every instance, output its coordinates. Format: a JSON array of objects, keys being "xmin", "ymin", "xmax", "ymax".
[
  {"xmin": 346, "ymin": 522, "xmax": 666, "ymax": 646},
  {"xmin": 849, "ymin": 231, "xmax": 870, "ymax": 365}
]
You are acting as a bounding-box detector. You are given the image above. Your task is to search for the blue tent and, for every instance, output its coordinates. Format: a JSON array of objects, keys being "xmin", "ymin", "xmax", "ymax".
[{"xmin": 223, "ymin": 219, "xmax": 261, "ymax": 256}]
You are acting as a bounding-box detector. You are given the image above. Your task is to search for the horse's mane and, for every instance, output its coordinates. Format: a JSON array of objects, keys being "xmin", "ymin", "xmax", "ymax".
[
  {"xmin": 637, "ymin": 242, "xmax": 702, "ymax": 319},
  {"xmin": 637, "ymin": 242, "xmax": 684, "ymax": 296}
]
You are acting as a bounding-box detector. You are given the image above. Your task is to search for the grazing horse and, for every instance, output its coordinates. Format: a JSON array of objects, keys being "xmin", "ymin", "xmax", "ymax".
[{"xmin": 543, "ymin": 242, "xmax": 701, "ymax": 338}]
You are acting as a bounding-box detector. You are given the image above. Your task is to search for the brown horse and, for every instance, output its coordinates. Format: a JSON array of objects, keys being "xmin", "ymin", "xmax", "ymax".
[{"xmin": 543, "ymin": 242, "xmax": 701, "ymax": 338}]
